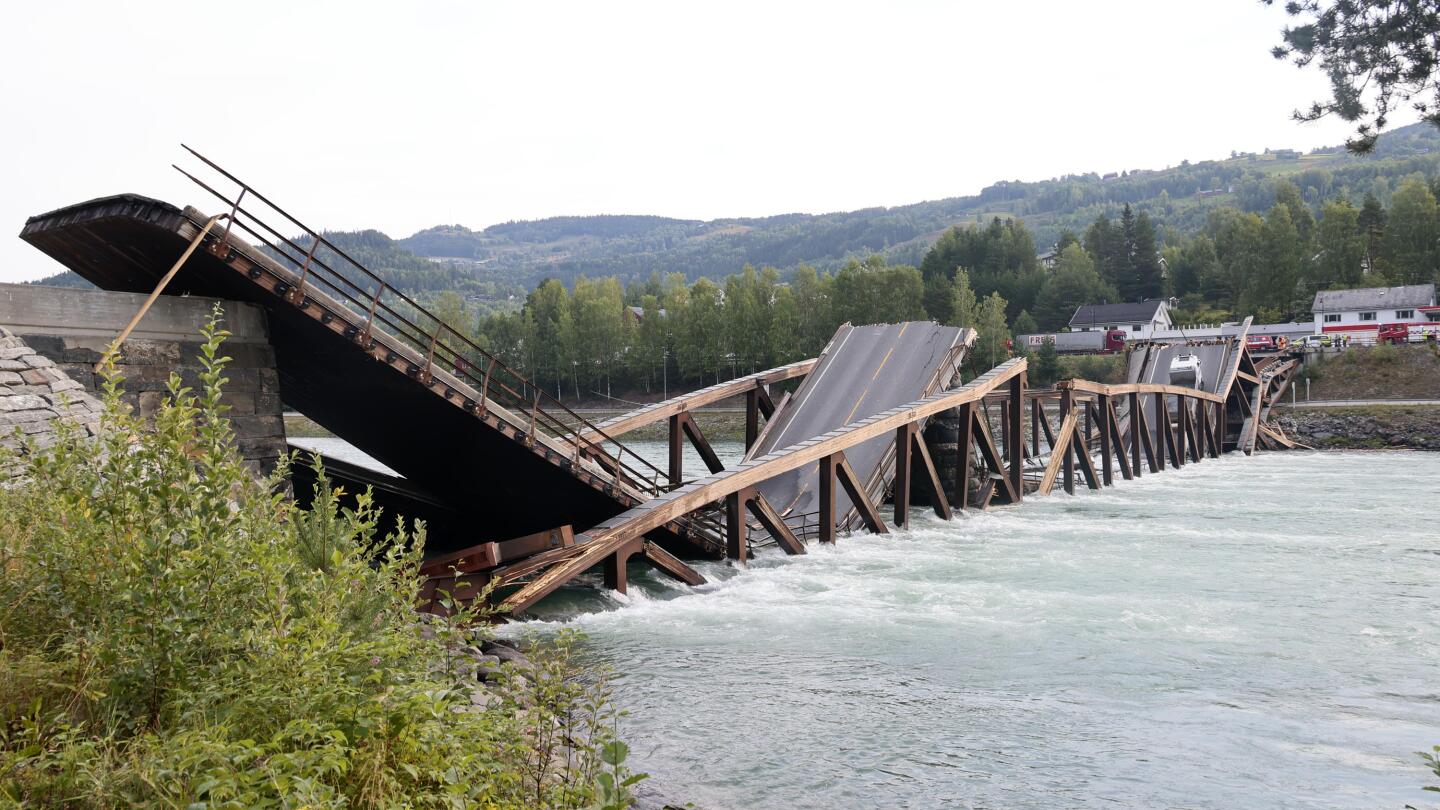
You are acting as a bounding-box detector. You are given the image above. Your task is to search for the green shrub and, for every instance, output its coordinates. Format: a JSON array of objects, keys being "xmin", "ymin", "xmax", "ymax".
[
  {"xmin": 1369, "ymin": 342, "xmax": 1400, "ymax": 364},
  {"xmin": 0, "ymin": 308, "xmax": 636, "ymax": 808}
]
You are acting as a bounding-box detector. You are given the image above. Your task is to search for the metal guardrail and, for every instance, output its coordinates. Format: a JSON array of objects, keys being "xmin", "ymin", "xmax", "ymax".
[{"xmin": 171, "ymin": 148, "xmax": 694, "ymax": 508}]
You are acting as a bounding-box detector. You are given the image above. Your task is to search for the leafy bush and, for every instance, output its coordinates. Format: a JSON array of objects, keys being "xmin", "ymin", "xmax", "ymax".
[
  {"xmin": 1369, "ymin": 342, "xmax": 1401, "ymax": 365},
  {"xmin": 0, "ymin": 309, "xmax": 637, "ymax": 808}
]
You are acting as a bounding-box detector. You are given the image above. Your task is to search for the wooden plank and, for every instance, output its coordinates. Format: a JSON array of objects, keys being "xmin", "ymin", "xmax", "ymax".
[
  {"xmin": 748, "ymin": 491, "xmax": 807, "ymax": 555},
  {"xmin": 836, "ymin": 452, "xmax": 889, "ymax": 535},
  {"xmin": 1153, "ymin": 393, "xmax": 1168, "ymax": 471},
  {"xmin": 642, "ymin": 541, "xmax": 706, "ymax": 586},
  {"xmin": 911, "ymin": 430, "xmax": 952, "ymax": 520},
  {"xmin": 418, "ymin": 541, "xmax": 500, "ymax": 577}
]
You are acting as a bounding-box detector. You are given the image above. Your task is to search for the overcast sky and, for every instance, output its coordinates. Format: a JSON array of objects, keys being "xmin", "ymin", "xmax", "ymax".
[{"xmin": 0, "ymin": 0, "xmax": 1401, "ymax": 283}]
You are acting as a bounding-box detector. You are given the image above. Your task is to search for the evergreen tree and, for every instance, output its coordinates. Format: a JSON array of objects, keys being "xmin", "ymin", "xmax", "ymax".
[
  {"xmin": 1382, "ymin": 178, "xmax": 1440, "ymax": 284},
  {"xmin": 1012, "ymin": 309, "xmax": 1039, "ymax": 341},
  {"xmin": 1313, "ymin": 200, "xmax": 1366, "ymax": 288},
  {"xmin": 1127, "ymin": 210, "xmax": 1163, "ymax": 301},
  {"xmin": 951, "ymin": 268, "xmax": 978, "ymax": 332},
  {"xmin": 1033, "ymin": 338, "xmax": 1062, "ymax": 386},
  {"xmin": 1358, "ymin": 192, "xmax": 1387, "ymax": 274}
]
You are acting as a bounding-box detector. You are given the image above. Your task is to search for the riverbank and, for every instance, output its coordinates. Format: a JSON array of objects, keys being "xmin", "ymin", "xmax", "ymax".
[{"xmin": 1275, "ymin": 404, "xmax": 1440, "ymax": 450}]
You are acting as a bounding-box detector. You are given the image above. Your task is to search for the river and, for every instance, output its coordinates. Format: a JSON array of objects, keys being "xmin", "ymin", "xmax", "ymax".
[{"xmin": 511, "ymin": 449, "xmax": 1440, "ymax": 809}]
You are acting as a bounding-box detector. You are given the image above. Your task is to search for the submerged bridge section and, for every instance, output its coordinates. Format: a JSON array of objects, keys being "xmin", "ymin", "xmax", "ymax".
[{"xmin": 17, "ymin": 149, "xmax": 1305, "ymax": 619}]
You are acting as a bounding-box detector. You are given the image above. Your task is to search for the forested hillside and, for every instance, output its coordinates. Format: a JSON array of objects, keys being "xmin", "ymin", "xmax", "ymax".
[{"xmin": 392, "ymin": 122, "xmax": 1440, "ymax": 287}]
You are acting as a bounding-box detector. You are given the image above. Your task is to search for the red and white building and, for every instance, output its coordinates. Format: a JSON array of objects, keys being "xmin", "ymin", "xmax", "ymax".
[{"xmin": 1312, "ymin": 283, "xmax": 1440, "ymax": 343}]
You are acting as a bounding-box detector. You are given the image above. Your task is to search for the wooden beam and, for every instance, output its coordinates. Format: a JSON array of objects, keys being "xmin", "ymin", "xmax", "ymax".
[
  {"xmin": 499, "ymin": 358, "xmax": 1028, "ymax": 615},
  {"xmin": 1037, "ymin": 411, "xmax": 1077, "ymax": 496},
  {"xmin": 668, "ymin": 413, "xmax": 684, "ymax": 485},
  {"xmin": 576, "ymin": 357, "xmax": 816, "ymax": 442},
  {"xmin": 1061, "ymin": 388, "xmax": 1076, "ymax": 494},
  {"xmin": 894, "ymin": 423, "xmax": 915, "ymax": 528},
  {"xmin": 836, "ymin": 452, "xmax": 889, "ymax": 535},
  {"xmin": 745, "ymin": 388, "xmax": 762, "ymax": 450},
  {"xmin": 1098, "ymin": 393, "xmax": 1113, "ymax": 486},
  {"xmin": 1007, "ymin": 374, "xmax": 1025, "ymax": 502},
  {"xmin": 1136, "ymin": 395, "xmax": 1158, "ymax": 473},
  {"xmin": 1072, "ymin": 423, "xmax": 1101, "ymax": 490},
  {"xmin": 911, "ymin": 430, "xmax": 952, "ymax": 520},
  {"xmin": 1064, "ymin": 378, "xmax": 1225, "ymax": 404},
  {"xmin": 680, "ymin": 411, "xmax": 725, "ymax": 474},
  {"xmin": 1176, "ymin": 395, "xmax": 1188, "ymax": 467},
  {"xmin": 747, "ymin": 491, "xmax": 806, "ymax": 555},
  {"xmin": 1153, "ymin": 393, "xmax": 1168, "ymax": 471},
  {"xmin": 955, "ymin": 402, "xmax": 974, "ymax": 513},
  {"xmin": 972, "ymin": 407, "xmax": 1018, "ymax": 504},
  {"xmin": 1128, "ymin": 391, "xmax": 1143, "ymax": 477},
  {"xmin": 1106, "ymin": 399, "xmax": 1133, "ymax": 480},
  {"xmin": 642, "ymin": 541, "xmax": 705, "ymax": 586},
  {"xmin": 1030, "ymin": 396, "xmax": 1043, "ymax": 457},
  {"xmin": 603, "ymin": 540, "xmax": 639, "ymax": 593},
  {"xmin": 819, "ymin": 453, "xmax": 838, "ymax": 544},
  {"xmin": 725, "ymin": 489, "xmax": 748, "ymax": 564}
]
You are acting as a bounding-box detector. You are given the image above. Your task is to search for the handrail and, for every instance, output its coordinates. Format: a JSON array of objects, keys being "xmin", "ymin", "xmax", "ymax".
[
  {"xmin": 1060, "ymin": 378, "xmax": 1225, "ymax": 403},
  {"xmin": 172, "ymin": 147, "xmax": 682, "ymax": 500},
  {"xmin": 574, "ymin": 357, "xmax": 817, "ymax": 443}
]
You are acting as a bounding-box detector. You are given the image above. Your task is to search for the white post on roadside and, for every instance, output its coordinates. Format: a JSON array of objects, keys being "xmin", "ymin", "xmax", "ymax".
[{"xmin": 1306, "ymin": 378, "xmax": 1311, "ymax": 402}]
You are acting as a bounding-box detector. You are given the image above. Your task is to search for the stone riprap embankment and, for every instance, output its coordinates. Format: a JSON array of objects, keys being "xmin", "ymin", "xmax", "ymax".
[
  {"xmin": 1276, "ymin": 405, "xmax": 1440, "ymax": 450},
  {"xmin": 0, "ymin": 326, "xmax": 102, "ymax": 474}
]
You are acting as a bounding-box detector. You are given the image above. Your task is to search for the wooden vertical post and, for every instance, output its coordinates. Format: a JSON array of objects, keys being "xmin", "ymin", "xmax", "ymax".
[
  {"xmin": 1129, "ymin": 391, "xmax": 1142, "ymax": 477},
  {"xmin": 745, "ymin": 388, "xmax": 761, "ymax": 450},
  {"xmin": 955, "ymin": 403, "xmax": 974, "ymax": 511},
  {"xmin": 668, "ymin": 413, "xmax": 683, "ymax": 485},
  {"xmin": 1060, "ymin": 387, "xmax": 1075, "ymax": 495},
  {"xmin": 1153, "ymin": 393, "xmax": 1166, "ymax": 471},
  {"xmin": 1176, "ymin": 395, "xmax": 1188, "ymax": 467},
  {"xmin": 1008, "ymin": 374, "xmax": 1024, "ymax": 502},
  {"xmin": 1030, "ymin": 396, "xmax": 1042, "ymax": 457},
  {"xmin": 603, "ymin": 548, "xmax": 628, "ymax": 593},
  {"xmin": 893, "ymin": 424, "xmax": 914, "ymax": 529},
  {"xmin": 818, "ymin": 454, "xmax": 837, "ymax": 544},
  {"xmin": 1098, "ymin": 393, "xmax": 1113, "ymax": 486},
  {"xmin": 725, "ymin": 489, "xmax": 748, "ymax": 564}
]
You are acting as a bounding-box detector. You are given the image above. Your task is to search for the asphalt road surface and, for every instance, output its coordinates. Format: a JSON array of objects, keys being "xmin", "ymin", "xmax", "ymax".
[{"xmin": 750, "ymin": 322, "xmax": 964, "ymax": 534}]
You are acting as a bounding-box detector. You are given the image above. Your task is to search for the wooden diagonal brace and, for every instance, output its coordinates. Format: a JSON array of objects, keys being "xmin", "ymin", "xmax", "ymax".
[{"xmin": 835, "ymin": 452, "xmax": 889, "ymax": 534}]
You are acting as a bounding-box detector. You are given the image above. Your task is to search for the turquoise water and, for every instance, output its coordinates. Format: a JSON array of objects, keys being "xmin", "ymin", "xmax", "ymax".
[{"xmin": 511, "ymin": 450, "xmax": 1440, "ymax": 809}]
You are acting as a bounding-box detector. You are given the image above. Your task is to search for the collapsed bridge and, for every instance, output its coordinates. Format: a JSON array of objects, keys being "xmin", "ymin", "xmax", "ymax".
[{"xmin": 17, "ymin": 151, "xmax": 1304, "ymax": 618}]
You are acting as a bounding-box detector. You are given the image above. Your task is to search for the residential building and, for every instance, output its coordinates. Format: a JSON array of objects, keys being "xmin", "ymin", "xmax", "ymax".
[
  {"xmin": 1311, "ymin": 284, "xmax": 1437, "ymax": 341},
  {"xmin": 1068, "ymin": 300, "xmax": 1173, "ymax": 338}
]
